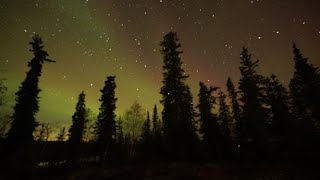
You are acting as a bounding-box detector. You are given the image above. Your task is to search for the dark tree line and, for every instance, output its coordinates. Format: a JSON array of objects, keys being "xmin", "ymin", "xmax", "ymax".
[
  {"xmin": 68, "ymin": 91, "xmax": 87, "ymax": 166},
  {"xmin": 197, "ymin": 82, "xmax": 221, "ymax": 160},
  {"xmin": 94, "ymin": 76, "xmax": 117, "ymax": 164},
  {"xmin": 157, "ymin": 32, "xmax": 320, "ymax": 160},
  {"xmin": 290, "ymin": 44, "xmax": 320, "ymax": 147},
  {"xmin": 160, "ymin": 32, "xmax": 198, "ymax": 159},
  {"xmin": 1, "ymin": 32, "xmax": 320, "ymax": 178}
]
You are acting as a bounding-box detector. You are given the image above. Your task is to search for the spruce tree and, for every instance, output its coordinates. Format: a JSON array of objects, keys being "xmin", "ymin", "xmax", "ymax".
[
  {"xmin": 5, "ymin": 35, "xmax": 54, "ymax": 179},
  {"xmin": 68, "ymin": 91, "xmax": 87, "ymax": 164},
  {"xmin": 217, "ymin": 90, "xmax": 231, "ymax": 138},
  {"xmin": 69, "ymin": 92, "xmax": 87, "ymax": 143},
  {"xmin": 7, "ymin": 35, "xmax": 55, "ymax": 143},
  {"xmin": 160, "ymin": 31, "xmax": 198, "ymax": 158},
  {"xmin": 226, "ymin": 77, "xmax": 242, "ymax": 138},
  {"xmin": 238, "ymin": 47, "xmax": 267, "ymax": 154},
  {"xmin": 95, "ymin": 76, "xmax": 117, "ymax": 162},
  {"xmin": 151, "ymin": 105, "xmax": 162, "ymax": 146},
  {"xmin": 196, "ymin": 82, "xmax": 221, "ymax": 160},
  {"xmin": 217, "ymin": 90, "xmax": 233, "ymax": 158},
  {"xmin": 141, "ymin": 111, "xmax": 151, "ymax": 147},
  {"xmin": 265, "ymin": 75, "xmax": 292, "ymax": 138},
  {"xmin": 290, "ymin": 44, "xmax": 320, "ymax": 137}
]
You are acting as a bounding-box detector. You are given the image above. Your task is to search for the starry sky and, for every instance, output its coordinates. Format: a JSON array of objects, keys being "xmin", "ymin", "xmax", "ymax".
[{"xmin": 0, "ymin": 0, "xmax": 320, "ymax": 126}]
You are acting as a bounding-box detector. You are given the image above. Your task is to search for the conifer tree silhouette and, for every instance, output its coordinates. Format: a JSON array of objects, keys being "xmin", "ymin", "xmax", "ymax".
[
  {"xmin": 197, "ymin": 82, "xmax": 222, "ymax": 160},
  {"xmin": 226, "ymin": 77, "xmax": 242, "ymax": 139},
  {"xmin": 151, "ymin": 105, "xmax": 162, "ymax": 148},
  {"xmin": 160, "ymin": 31, "xmax": 198, "ymax": 158},
  {"xmin": 5, "ymin": 35, "xmax": 54, "ymax": 179},
  {"xmin": 217, "ymin": 90, "xmax": 233, "ymax": 159},
  {"xmin": 68, "ymin": 91, "xmax": 87, "ymax": 165},
  {"xmin": 265, "ymin": 75, "xmax": 292, "ymax": 139},
  {"xmin": 7, "ymin": 35, "xmax": 55, "ymax": 142},
  {"xmin": 290, "ymin": 44, "xmax": 320, "ymax": 141},
  {"xmin": 238, "ymin": 47, "xmax": 267, "ymax": 155},
  {"xmin": 95, "ymin": 76, "xmax": 117, "ymax": 163},
  {"xmin": 141, "ymin": 111, "xmax": 151, "ymax": 154},
  {"xmin": 218, "ymin": 90, "xmax": 231, "ymax": 138}
]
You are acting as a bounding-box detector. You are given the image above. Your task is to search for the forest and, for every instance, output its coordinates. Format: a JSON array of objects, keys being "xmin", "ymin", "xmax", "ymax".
[{"xmin": 0, "ymin": 32, "xmax": 320, "ymax": 179}]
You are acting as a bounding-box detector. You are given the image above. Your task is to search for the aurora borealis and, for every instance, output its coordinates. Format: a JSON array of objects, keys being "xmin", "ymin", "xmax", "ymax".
[{"xmin": 0, "ymin": 0, "xmax": 320, "ymax": 126}]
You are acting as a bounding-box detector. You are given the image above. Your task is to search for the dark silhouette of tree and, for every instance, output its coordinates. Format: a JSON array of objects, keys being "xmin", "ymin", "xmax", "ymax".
[
  {"xmin": 141, "ymin": 111, "xmax": 151, "ymax": 154},
  {"xmin": 141, "ymin": 111, "xmax": 152, "ymax": 158},
  {"xmin": 238, "ymin": 47, "xmax": 267, "ymax": 155},
  {"xmin": 217, "ymin": 90, "xmax": 233, "ymax": 159},
  {"xmin": 5, "ymin": 35, "xmax": 54, "ymax": 179},
  {"xmin": 94, "ymin": 76, "xmax": 117, "ymax": 163},
  {"xmin": 226, "ymin": 77, "xmax": 242, "ymax": 139},
  {"xmin": 264, "ymin": 75, "xmax": 292, "ymax": 139},
  {"xmin": 68, "ymin": 91, "xmax": 87, "ymax": 165},
  {"xmin": 151, "ymin": 105, "xmax": 162, "ymax": 146},
  {"xmin": 290, "ymin": 44, "xmax": 320, "ymax": 142},
  {"xmin": 196, "ymin": 82, "xmax": 222, "ymax": 160},
  {"xmin": 56, "ymin": 127, "xmax": 66, "ymax": 142},
  {"xmin": 160, "ymin": 31, "xmax": 198, "ymax": 158},
  {"xmin": 69, "ymin": 92, "xmax": 87, "ymax": 142},
  {"xmin": 217, "ymin": 90, "xmax": 231, "ymax": 138},
  {"xmin": 7, "ymin": 35, "xmax": 55, "ymax": 142}
]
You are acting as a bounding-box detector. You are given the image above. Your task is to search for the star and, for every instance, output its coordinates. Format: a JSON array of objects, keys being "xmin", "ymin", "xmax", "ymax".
[{"xmin": 2, "ymin": 0, "xmax": 320, "ymax": 129}]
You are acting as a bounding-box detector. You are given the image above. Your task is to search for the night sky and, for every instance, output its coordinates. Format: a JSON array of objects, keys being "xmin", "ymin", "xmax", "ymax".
[{"xmin": 0, "ymin": 0, "xmax": 320, "ymax": 126}]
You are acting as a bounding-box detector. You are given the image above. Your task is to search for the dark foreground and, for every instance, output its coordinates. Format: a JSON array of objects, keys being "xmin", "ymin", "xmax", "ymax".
[{"xmin": 35, "ymin": 161, "xmax": 320, "ymax": 180}]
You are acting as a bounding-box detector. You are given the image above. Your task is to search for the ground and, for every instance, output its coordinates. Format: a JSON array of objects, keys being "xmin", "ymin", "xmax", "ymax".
[{"xmin": 36, "ymin": 161, "xmax": 320, "ymax": 180}]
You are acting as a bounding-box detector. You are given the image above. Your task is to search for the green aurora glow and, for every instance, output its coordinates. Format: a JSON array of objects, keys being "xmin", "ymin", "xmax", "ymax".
[{"xmin": 1, "ymin": 0, "xmax": 320, "ymax": 127}]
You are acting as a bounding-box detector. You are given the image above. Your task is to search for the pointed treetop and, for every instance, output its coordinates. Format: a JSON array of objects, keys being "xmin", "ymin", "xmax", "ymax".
[
  {"xmin": 227, "ymin": 76, "xmax": 231, "ymax": 82},
  {"xmin": 240, "ymin": 47, "xmax": 259, "ymax": 67},
  {"xmin": 160, "ymin": 31, "xmax": 182, "ymax": 54},
  {"xmin": 80, "ymin": 91, "xmax": 85, "ymax": 98},
  {"xmin": 292, "ymin": 43, "xmax": 308, "ymax": 65},
  {"xmin": 226, "ymin": 77, "xmax": 234, "ymax": 88},
  {"xmin": 29, "ymin": 34, "xmax": 55, "ymax": 64},
  {"xmin": 240, "ymin": 47, "xmax": 251, "ymax": 60}
]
